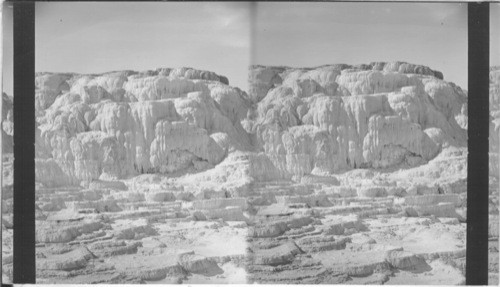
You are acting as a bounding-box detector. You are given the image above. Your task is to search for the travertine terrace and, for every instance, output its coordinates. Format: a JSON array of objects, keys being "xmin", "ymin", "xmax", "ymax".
[
  {"xmin": 489, "ymin": 66, "xmax": 500, "ymax": 285},
  {"xmin": 0, "ymin": 62, "xmax": 485, "ymax": 284}
]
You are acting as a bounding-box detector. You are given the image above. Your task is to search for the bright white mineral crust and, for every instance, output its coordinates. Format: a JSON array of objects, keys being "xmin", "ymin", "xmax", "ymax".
[
  {"xmin": 33, "ymin": 63, "xmax": 467, "ymax": 189},
  {"xmin": 2, "ymin": 62, "xmax": 490, "ymax": 284}
]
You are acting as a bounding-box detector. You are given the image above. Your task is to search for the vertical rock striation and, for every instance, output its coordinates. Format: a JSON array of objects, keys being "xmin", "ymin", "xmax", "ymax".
[{"xmin": 28, "ymin": 62, "xmax": 467, "ymax": 188}]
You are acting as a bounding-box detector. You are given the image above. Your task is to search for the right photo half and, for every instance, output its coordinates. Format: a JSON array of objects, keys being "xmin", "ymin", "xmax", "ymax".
[{"xmin": 246, "ymin": 2, "xmax": 468, "ymax": 284}]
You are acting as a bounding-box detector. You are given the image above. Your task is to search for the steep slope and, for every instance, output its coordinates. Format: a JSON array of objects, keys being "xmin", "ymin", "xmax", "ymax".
[
  {"xmin": 489, "ymin": 66, "xmax": 500, "ymax": 285},
  {"xmin": 31, "ymin": 62, "xmax": 467, "ymax": 190},
  {"xmin": 246, "ymin": 62, "xmax": 467, "ymax": 179},
  {"xmin": 34, "ymin": 68, "xmax": 252, "ymax": 187},
  {"xmin": 2, "ymin": 93, "xmax": 13, "ymax": 153},
  {"xmin": 1, "ymin": 62, "xmax": 471, "ymax": 284},
  {"xmin": 490, "ymin": 66, "xmax": 500, "ymax": 179}
]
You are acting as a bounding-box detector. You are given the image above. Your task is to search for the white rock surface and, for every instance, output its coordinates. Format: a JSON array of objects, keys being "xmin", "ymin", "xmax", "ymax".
[
  {"xmin": 2, "ymin": 93, "xmax": 13, "ymax": 152},
  {"xmin": 29, "ymin": 63, "xmax": 468, "ymax": 188},
  {"xmin": 247, "ymin": 62, "xmax": 466, "ymax": 178},
  {"xmin": 490, "ymin": 66, "xmax": 500, "ymax": 179},
  {"xmin": 1, "ymin": 63, "xmax": 475, "ymax": 284},
  {"xmin": 33, "ymin": 68, "xmax": 252, "ymax": 186}
]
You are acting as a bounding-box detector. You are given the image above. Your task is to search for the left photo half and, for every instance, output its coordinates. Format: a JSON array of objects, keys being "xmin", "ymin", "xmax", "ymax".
[{"xmin": 2, "ymin": 1, "xmax": 252, "ymax": 283}]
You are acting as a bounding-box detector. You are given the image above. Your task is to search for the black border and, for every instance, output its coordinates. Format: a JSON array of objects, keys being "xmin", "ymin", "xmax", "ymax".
[
  {"xmin": 12, "ymin": 0, "xmax": 35, "ymax": 284},
  {"xmin": 7, "ymin": 1, "xmax": 493, "ymax": 285},
  {"xmin": 466, "ymin": 2, "xmax": 490, "ymax": 285}
]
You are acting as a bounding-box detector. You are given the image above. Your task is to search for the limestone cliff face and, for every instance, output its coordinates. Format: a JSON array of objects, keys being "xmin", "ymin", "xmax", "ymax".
[
  {"xmin": 29, "ymin": 62, "xmax": 467, "ymax": 187},
  {"xmin": 34, "ymin": 68, "xmax": 251, "ymax": 187},
  {"xmin": 247, "ymin": 62, "xmax": 467, "ymax": 178},
  {"xmin": 490, "ymin": 66, "xmax": 500, "ymax": 179},
  {"xmin": 2, "ymin": 93, "xmax": 13, "ymax": 153}
]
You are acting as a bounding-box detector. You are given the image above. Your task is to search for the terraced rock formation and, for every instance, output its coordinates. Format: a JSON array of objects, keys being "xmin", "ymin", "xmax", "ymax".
[
  {"xmin": 489, "ymin": 66, "xmax": 500, "ymax": 285},
  {"xmin": 0, "ymin": 62, "xmax": 479, "ymax": 284}
]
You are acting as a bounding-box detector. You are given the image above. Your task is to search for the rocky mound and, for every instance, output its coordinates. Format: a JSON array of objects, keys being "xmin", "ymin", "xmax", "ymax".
[
  {"xmin": 245, "ymin": 61, "xmax": 467, "ymax": 180},
  {"xmin": 490, "ymin": 66, "xmax": 500, "ymax": 179},
  {"xmin": 11, "ymin": 62, "xmax": 466, "ymax": 190},
  {"xmin": 2, "ymin": 93, "xmax": 13, "ymax": 153},
  {"xmin": 33, "ymin": 67, "xmax": 252, "ymax": 187},
  {"xmin": 2, "ymin": 62, "xmax": 473, "ymax": 285},
  {"xmin": 489, "ymin": 66, "xmax": 500, "ymax": 285}
]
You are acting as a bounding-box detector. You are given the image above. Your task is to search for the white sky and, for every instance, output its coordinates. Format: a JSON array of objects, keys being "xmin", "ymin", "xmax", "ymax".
[
  {"xmin": 2, "ymin": 2, "xmax": 497, "ymax": 95},
  {"xmin": 2, "ymin": 2, "xmax": 13, "ymax": 96},
  {"xmin": 34, "ymin": 2, "xmax": 251, "ymax": 91},
  {"xmin": 253, "ymin": 2, "xmax": 468, "ymax": 89}
]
